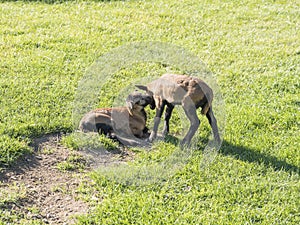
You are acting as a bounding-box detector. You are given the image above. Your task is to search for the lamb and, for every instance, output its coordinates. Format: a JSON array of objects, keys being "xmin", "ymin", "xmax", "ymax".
[
  {"xmin": 136, "ymin": 74, "xmax": 221, "ymax": 146},
  {"xmin": 79, "ymin": 91, "xmax": 155, "ymax": 146}
]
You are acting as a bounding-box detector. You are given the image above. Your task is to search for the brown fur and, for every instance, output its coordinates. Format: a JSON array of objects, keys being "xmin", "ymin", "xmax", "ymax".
[
  {"xmin": 79, "ymin": 107, "xmax": 148, "ymax": 138},
  {"xmin": 79, "ymin": 92, "xmax": 153, "ymax": 145}
]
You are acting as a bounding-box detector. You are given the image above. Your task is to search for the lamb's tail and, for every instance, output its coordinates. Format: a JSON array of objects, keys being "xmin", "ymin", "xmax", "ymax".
[
  {"xmin": 201, "ymin": 102, "xmax": 211, "ymax": 115},
  {"xmin": 201, "ymin": 88, "xmax": 213, "ymax": 115}
]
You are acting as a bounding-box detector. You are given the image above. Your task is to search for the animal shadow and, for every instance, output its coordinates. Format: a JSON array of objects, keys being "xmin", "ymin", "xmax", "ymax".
[{"xmin": 221, "ymin": 140, "xmax": 299, "ymax": 175}]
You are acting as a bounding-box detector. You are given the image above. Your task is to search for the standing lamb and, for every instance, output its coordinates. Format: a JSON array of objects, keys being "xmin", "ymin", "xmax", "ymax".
[{"xmin": 136, "ymin": 74, "xmax": 221, "ymax": 146}]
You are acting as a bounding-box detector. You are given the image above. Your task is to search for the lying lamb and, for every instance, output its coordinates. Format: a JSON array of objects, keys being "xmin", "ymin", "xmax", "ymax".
[
  {"xmin": 79, "ymin": 91, "xmax": 155, "ymax": 146},
  {"xmin": 136, "ymin": 74, "xmax": 221, "ymax": 146}
]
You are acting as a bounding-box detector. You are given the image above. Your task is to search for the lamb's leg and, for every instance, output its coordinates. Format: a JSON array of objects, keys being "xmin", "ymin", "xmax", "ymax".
[
  {"xmin": 181, "ymin": 98, "xmax": 200, "ymax": 146},
  {"xmin": 96, "ymin": 123, "xmax": 113, "ymax": 135},
  {"xmin": 206, "ymin": 107, "xmax": 221, "ymax": 145},
  {"xmin": 162, "ymin": 103, "xmax": 174, "ymax": 137},
  {"xmin": 142, "ymin": 127, "xmax": 150, "ymax": 138},
  {"xmin": 149, "ymin": 101, "xmax": 166, "ymax": 142}
]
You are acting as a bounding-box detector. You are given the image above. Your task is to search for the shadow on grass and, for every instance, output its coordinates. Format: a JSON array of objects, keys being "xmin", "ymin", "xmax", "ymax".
[
  {"xmin": 166, "ymin": 131, "xmax": 299, "ymax": 175},
  {"xmin": 164, "ymin": 134, "xmax": 180, "ymax": 145},
  {"xmin": 0, "ymin": 153, "xmax": 40, "ymax": 183},
  {"xmin": 221, "ymin": 140, "xmax": 299, "ymax": 175},
  {"xmin": 0, "ymin": 133, "xmax": 58, "ymax": 182},
  {"xmin": 155, "ymin": 134, "xmax": 299, "ymax": 175}
]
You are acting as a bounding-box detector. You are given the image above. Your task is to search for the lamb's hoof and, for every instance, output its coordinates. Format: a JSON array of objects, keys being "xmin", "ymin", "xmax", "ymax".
[
  {"xmin": 215, "ymin": 137, "xmax": 222, "ymax": 146},
  {"xmin": 180, "ymin": 139, "xmax": 190, "ymax": 149},
  {"xmin": 162, "ymin": 129, "xmax": 168, "ymax": 138},
  {"xmin": 148, "ymin": 133, "xmax": 156, "ymax": 143}
]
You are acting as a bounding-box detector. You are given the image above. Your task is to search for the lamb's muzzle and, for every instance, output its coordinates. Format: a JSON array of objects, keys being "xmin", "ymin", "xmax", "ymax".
[{"xmin": 136, "ymin": 74, "xmax": 221, "ymax": 146}]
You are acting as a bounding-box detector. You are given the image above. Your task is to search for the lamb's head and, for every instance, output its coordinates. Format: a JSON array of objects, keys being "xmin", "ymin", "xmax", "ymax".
[
  {"xmin": 126, "ymin": 91, "xmax": 155, "ymax": 115},
  {"xmin": 135, "ymin": 84, "xmax": 163, "ymax": 110}
]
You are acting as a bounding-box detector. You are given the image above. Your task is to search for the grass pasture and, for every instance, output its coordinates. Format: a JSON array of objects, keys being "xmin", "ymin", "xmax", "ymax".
[{"xmin": 0, "ymin": 0, "xmax": 299, "ymax": 224}]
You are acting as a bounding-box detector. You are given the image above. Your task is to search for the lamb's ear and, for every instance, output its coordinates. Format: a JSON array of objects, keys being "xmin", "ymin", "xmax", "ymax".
[{"xmin": 135, "ymin": 85, "xmax": 148, "ymax": 91}]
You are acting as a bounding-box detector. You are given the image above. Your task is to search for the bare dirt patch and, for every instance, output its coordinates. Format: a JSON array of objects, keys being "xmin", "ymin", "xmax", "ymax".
[
  {"xmin": 0, "ymin": 134, "xmax": 91, "ymax": 224},
  {"xmin": 0, "ymin": 133, "xmax": 136, "ymax": 224}
]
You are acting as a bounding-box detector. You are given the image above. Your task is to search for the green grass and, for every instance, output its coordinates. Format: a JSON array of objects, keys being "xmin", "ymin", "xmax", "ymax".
[
  {"xmin": 0, "ymin": 0, "xmax": 299, "ymax": 224},
  {"xmin": 56, "ymin": 149, "xmax": 88, "ymax": 171},
  {"xmin": 0, "ymin": 135, "xmax": 31, "ymax": 167}
]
